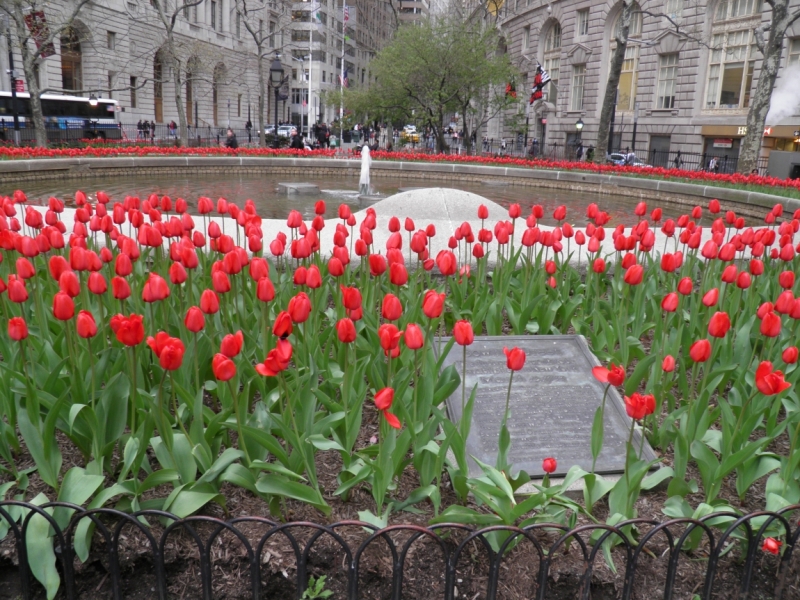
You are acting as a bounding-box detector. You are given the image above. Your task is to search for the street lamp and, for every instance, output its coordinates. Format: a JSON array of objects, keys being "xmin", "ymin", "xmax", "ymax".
[
  {"xmin": 575, "ymin": 117, "xmax": 584, "ymax": 137},
  {"xmin": 89, "ymin": 93, "xmax": 98, "ymax": 107},
  {"xmin": 269, "ymin": 55, "xmax": 285, "ymax": 148}
]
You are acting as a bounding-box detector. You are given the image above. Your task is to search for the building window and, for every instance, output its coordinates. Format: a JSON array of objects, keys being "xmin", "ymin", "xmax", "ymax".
[
  {"xmin": 60, "ymin": 28, "xmax": 82, "ymax": 92},
  {"xmin": 292, "ymin": 29, "xmax": 310, "ymax": 42},
  {"xmin": 656, "ymin": 53, "xmax": 678, "ymax": 109},
  {"xmin": 269, "ymin": 21, "xmax": 276, "ymax": 47},
  {"xmin": 571, "ymin": 64, "xmax": 585, "ymax": 111},
  {"xmin": 107, "ymin": 31, "xmax": 116, "ymax": 50},
  {"xmin": 291, "ymin": 88, "xmax": 308, "ymax": 104},
  {"xmin": 522, "ymin": 25, "xmax": 530, "ymax": 50},
  {"xmin": 577, "ymin": 9, "xmax": 589, "ymax": 37},
  {"xmin": 544, "ymin": 22, "xmax": 561, "ymax": 52},
  {"xmin": 610, "ymin": 4, "xmax": 642, "ymax": 111},
  {"xmin": 715, "ymin": 0, "xmax": 763, "ymax": 19},
  {"xmin": 788, "ymin": 38, "xmax": 800, "ymax": 67},
  {"xmin": 211, "ymin": 1, "xmax": 217, "ymax": 30},
  {"xmin": 130, "ymin": 76, "xmax": 137, "ymax": 108},
  {"xmin": 705, "ymin": 30, "xmax": 758, "ymax": 109},
  {"xmin": 544, "ymin": 57, "xmax": 559, "ymax": 100},
  {"xmin": 665, "ymin": 0, "xmax": 683, "ymax": 17},
  {"xmin": 107, "ymin": 72, "xmax": 116, "ymax": 99},
  {"xmin": 292, "ymin": 68, "xmax": 298, "ymax": 80},
  {"xmin": 322, "ymin": 71, "xmax": 326, "ymax": 82}
]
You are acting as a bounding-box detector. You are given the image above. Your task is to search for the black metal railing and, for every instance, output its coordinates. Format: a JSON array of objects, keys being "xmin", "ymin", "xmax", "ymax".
[{"xmin": 1, "ymin": 501, "xmax": 798, "ymax": 599}]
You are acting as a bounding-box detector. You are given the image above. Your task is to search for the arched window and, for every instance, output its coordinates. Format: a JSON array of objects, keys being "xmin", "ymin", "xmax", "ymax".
[
  {"xmin": 705, "ymin": 0, "xmax": 762, "ymax": 109},
  {"xmin": 611, "ymin": 3, "xmax": 642, "ymax": 112},
  {"xmin": 542, "ymin": 21, "xmax": 561, "ymax": 101},
  {"xmin": 154, "ymin": 52, "xmax": 163, "ymax": 123},
  {"xmin": 61, "ymin": 28, "xmax": 82, "ymax": 92}
]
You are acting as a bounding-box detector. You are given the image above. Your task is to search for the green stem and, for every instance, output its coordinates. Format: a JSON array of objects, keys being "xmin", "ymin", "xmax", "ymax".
[
  {"xmin": 502, "ymin": 371, "xmax": 514, "ymax": 430},
  {"xmin": 228, "ymin": 379, "xmax": 251, "ymax": 466},
  {"xmin": 461, "ymin": 344, "xmax": 467, "ymax": 419},
  {"xmin": 129, "ymin": 346, "xmax": 138, "ymax": 435}
]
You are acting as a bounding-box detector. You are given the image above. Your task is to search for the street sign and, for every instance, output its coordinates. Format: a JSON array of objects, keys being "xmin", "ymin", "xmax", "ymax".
[{"xmin": 14, "ymin": 80, "xmax": 24, "ymax": 93}]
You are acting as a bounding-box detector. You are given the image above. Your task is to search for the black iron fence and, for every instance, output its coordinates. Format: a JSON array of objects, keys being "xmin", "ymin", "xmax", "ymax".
[{"xmin": 1, "ymin": 501, "xmax": 799, "ymax": 599}]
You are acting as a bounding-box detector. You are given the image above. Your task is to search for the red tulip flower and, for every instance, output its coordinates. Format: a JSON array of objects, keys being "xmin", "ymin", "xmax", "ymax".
[
  {"xmin": 220, "ymin": 330, "xmax": 244, "ymax": 358},
  {"xmin": 147, "ymin": 331, "xmax": 185, "ymax": 370},
  {"xmin": 58, "ymin": 271, "xmax": 80, "ymax": 298},
  {"xmin": 88, "ymin": 272, "xmax": 107, "ymax": 295},
  {"xmin": 382, "ymin": 293, "xmax": 403, "ymax": 321},
  {"xmin": 782, "ymin": 346, "xmax": 798, "ymax": 364},
  {"xmin": 76, "ymin": 310, "xmax": 97, "ymax": 338},
  {"xmin": 389, "ymin": 262, "xmax": 408, "ymax": 286},
  {"xmin": 184, "ymin": 306, "xmax": 205, "ymax": 333},
  {"xmin": 374, "ymin": 387, "xmax": 401, "ymax": 429},
  {"xmin": 256, "ymin": 277, "xmax": 275, "ymax": 303},
  {"xmin": 708, "ymin": 312, "xmax": 731, "ymax": 338},
  {"xmin": 288, "ymin": 292, "xmax": 311, "ymax": 323},
  {"xmin": 702, "ymin": 288, "xmax": 719, "ymax": 307},
  {"xmin": 110, "ymin": 314, "xmax": 145, "ymax": 346},
  {"xmin": 623, "ymin": 264, "xmax": 644, "ymax": 286},
  {"xmin": 143, "ymin": 273, "xmax": 170, "ymax": 302},
  {"xmin": 378, "ymin": 323, "xmax": 403, "ymax": 357},
  {"xmin": 662, "ymin": 355, "xmax": 676, "ymax": 372},
  {"xmin": 369, "ymin": 254, "xmax": 387, "ymax": 276},
  {"xmin": 755, "ymin": 361, "xmax": 791, "ymax": 395},
  {"xmin": 677, "ymin": 277, "xmax": 693, "ymax": 295},
  {"xmin": 212, "ymin": 353, "xmax": 236, "ymax": 381},
  {"xmin": 760, "ymin": 311, "xmax": 782, "ymax": 337},
  {"xmin": 453, "ymin": 320, "xmax": 474, "ymax": 346},
  {"xmin": 435, "ymin": 250, "xmax": 457, "ymax": 276},
  {"xmin": 542, "ymin": 457, "xmax": 557, "ymax": 474},
  {"xmin": 592, "ymin": 364, "xmax": 625, "ymax": 386},
  {"xmin": 200, "ymin": 289, "xmax": 220, "ymax": 314},
  {"xmin": 689, "ymin": 339, "xmax": 712, "ymax": 362},
  {"xmin": 53, "ymin": 291, "xmax": 75, "ymax": 321},
  {"xmin": 504, "ymin": 346, "xmax": 526, "ymax": 370},
  {"xmin": 779, "ymin": 271, "xmax": 795, "ymax": 289},
  {"xmin": 8, "ymin": 317, "xmax": 28, "ymax": 341},
  {"xmin": 625, "ymin": 392, "xmax": 656, "ymax": 420},
  {"xmin": 273, "ymin": 310, "xmax": 294, "ymax": 339},
  {"xmin": 762, "ymin": 538, "xmax": 782, "ymax": 555},
  {"xmin": 336, "ymin": 318, "xmax": 357, "ymax": 343},
  {"xmin": 256, "ymin": 339, "xmax": 293, "ymax": 376},
  {"xmin": 404, "ymin": 323, "xmax": 424, "ymax": 350},
  {"xmin": 422, "ymin": 290, "xmax": 445, "ymax": 319},
  {"xmin": 111, "ymin": 276, "xmax": 131, "ymax": 300},
  {"xmin": 661, "ymin": 292, "xmax": 679, "ymax": 313},
  {"xmin": 592, "ymin": 258, "xmax": 606, "ymax": 273}
]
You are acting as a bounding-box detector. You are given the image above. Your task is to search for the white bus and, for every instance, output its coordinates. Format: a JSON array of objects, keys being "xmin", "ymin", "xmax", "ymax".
[{"xmin": 0, "ymin": 91, "xmax": 121, "ymax": 142}]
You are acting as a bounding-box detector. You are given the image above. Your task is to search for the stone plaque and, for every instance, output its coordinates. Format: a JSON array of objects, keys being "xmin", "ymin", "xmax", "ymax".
[{"xmin": 440, "ymin": 335, "xmax": 657, "ymax": 478}]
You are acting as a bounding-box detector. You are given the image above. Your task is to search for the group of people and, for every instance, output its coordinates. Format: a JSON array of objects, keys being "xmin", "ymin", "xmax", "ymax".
[{"xmin": 136, "ymin": 120, "xmax": 156, "ymax": 141}]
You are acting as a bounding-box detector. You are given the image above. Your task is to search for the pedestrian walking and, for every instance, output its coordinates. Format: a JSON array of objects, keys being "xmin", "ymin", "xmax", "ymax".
[
  {"xmin": 149, "ymin": 120, "xmax": 156, "ymax": 143},
  {"xmin": 673, "ymin": 150, "xmax": 683, "ymax": 169}
]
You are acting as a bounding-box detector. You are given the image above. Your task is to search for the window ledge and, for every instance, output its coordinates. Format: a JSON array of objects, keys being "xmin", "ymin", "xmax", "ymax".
[{"xmin": 647, "ymin": 109, "xmax": 679, "ymax": 116}]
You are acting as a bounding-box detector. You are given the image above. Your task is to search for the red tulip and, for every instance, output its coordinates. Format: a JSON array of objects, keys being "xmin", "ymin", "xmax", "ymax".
[
  {"xmin": 779, "ymin": 271, "xmax": 795, "ymax": 289},
  {"xmin": 378, "ymin": 323, "xmax": 403, "ymax": 356},
  {"xmin": 478, "ymin": 205, "xmax": 489, "ymax": 219},
  {"xmin": 702, "ymin": 288, "xmax": 719, "ymax": 307},
  {"xmin": 53, "ymin": 291, "xmax": 75, "ymax": 320},
  {"xmin": 757, "ymin": 302, "xmax": 774, "ymax": 320},
  {"xmin": 592, "ymin": 258, "xmax": 606, "ymax": 273},
  {"xmin": 755, "ymin": 361, "xmax": 791, "ymax": 395},
  {"xmin": 708, "ymin": 312, "xmax": 731, "ymax": 338},
  {"xmin": 542, "ymin": 457, "xmax": 557, "ymax": 474},
  {"xmin": 336, "ymin": 318, "xmax": 357, "ymax": 343},
  {"xmin": 8, "ymin": 317, "xmax": 27, "ymax": 341},
  {"xmin": 625, "ymin": 392, "xmax": 656, "ymax": 420},
  {"xmin": 623, "ymin": 264, "xmax": 643, "ymax": 286},
  {"xmin": 689, "ymin": 339, "xmax": 712, "ymax": 362},
  {"xmin": 111, "ymin": 276, "xmax": 131, "ymax": 300},
  {"xmin": 662, "ymin": 355, "xmax": 675, "ymax": 372},
  {"xmin": 88, "ymin": 272, "xmax": 107, "ymax": 295},
  {"xmin": 721, "ymin": 265, "xmax": 737, "ymax": 283},
  {"xmin": 200, "ymin": 289, "xmax": 220, "ymax": 314},
  {"xmin": 340, "ymin": 285, "xmax": 362, "ymax": 311},
  {"xmin": 435, "ymin": 250, "xmax": 457, "ymax": 276},
  {"xmin": 212, "ymin": 353, "xmax": 236, "ymax": 381},
  {"xmin": 212, "ymin": 270, "xmax": 231, "ymax": 294},
  {"xmin": 661, "ymin": 292, "xmax": 678, "ymax": 313},
  {"xmin": 184, "ymin": 306, "xmax": 205, "ymax": 333},
  {"xmin": 147, "ymin": 331, "xmax": 185, "ymax": 370},
  {"xmin": 453, "ymin": 320, "xmax": 474, "ymax": 346},
  {"xmin": 255, "ymin": 339, "xmax": 293, "ymax": 376},
  {"xmin": 503, "ymin": 346, "xmax": 526, "ymax": 371},
  {"xmin": 76, "ymin": 310, "xmax": 97, "ymax": 338},
  {"xmin": 404, "ymin": 323, "xmax": 424, "ymax": 350},
  {"xmin": 736, "ymin": 272, "xmax": 751, "ymax": 289},
  {"xmin": 314, "ymin": 200, "xmax": 326, "ymax": 215},
  {"xmin": 382, "ymin": 293, "xmax": 403, "ymax": 321},
  {"xmin": 760, "ymin": 311, "xmax": 782, "ymax": 337},
  {"xmin": 709, "ymin": 199, "xmax": 720, "ymax": 213},
  {"xmin": 288, "ymin": 292, "xmax": 311, "ymax": 323},
  {"xmin": 273, "ymin": 310, "xmax": 293, "ymax": 338},
  {"xmin": 143, "ymin": 273, "xmax": 170, "ymax": 302},
  {"xmin": 677, "ymin": 277, "xmax": 693, "ymax": 295},
  {"xmin": 257, "ymin": 277, "xmax": 275, "ymax": 302},
  {"xmin": 762, "ymin": 537, "xmax": 782, "ymax": 555},
  {"xmin": 592, "ymin": 364, "xmax": 625, "ymax": 386},
  {"xmin": 58, "ymin": 271, "xmax": 80, "ymax": 297},
  {"xmin": 374, "ymin": 387, "xmax": 394, "ymax": 410},
  {"xmin": 109, "ymin": 314, "xmax": 144, "ymax": 346},
  {"xmin": 782, "ymin": 346, "xmax": 798, "ymax": 364},
  {"xmin": 422, "ymin": 290, "xmax": 445, "ymax": 319},
  {"xmin": 220, "ymin": 330, "xmax": 244, "ymax": 358}
]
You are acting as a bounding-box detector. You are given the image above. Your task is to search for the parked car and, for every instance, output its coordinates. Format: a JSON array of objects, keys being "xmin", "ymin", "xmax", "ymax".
[
  {"xmin": 607, "ymin": 153, "xmax": 651, "ymax": 168},
  {"xmin": 264, "ymin": 126, "xmax": 294, "ymax": 138},
  {"xmin": 401, "ymin": 125, "xmax": 419, "ymax": 143}
]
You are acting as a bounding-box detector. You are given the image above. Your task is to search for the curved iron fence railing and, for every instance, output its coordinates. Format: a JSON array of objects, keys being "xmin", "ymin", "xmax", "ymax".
[{"xmin": 0, "ymin": 501, "xmax": 798, "ymax": 599}]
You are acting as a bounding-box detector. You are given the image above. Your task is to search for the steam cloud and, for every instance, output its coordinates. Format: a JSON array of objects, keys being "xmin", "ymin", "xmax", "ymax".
[{"xmin": 766, "ymin": 65, "xmax": 800, "ymax": 124}]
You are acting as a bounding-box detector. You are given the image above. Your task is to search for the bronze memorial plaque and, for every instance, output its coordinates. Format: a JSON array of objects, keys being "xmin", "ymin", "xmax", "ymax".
[{"xmin": 440, "ymin": 335, "xmax": 657, "ymax": 478}]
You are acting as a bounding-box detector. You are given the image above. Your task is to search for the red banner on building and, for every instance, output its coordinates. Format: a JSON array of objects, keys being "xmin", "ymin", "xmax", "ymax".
[
  {"xmin": 24, "ymin": 11, "xmax": 56, "ymax": 59},
  {"xmin": 15, "ymin": 80, "xmax": 24, "ymax": 93}
]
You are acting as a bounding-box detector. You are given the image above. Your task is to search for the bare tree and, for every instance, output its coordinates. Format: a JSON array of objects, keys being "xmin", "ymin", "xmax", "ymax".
[
  {"xmin": 0, "ymin": 0, "xmax": 92, "ymax": 147},
  {"xmin": 738, "ymin": 1, "xmax": 800, "ymax": 173},
  {"xmin": 596, "ymin": 1, "xmax": 632, "ymax": 160}
]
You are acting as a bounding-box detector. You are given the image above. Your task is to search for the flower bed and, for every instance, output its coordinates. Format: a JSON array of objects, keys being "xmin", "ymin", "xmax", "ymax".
[{"xmin": 0, "ymin": 191, "xmax": 798, "ymax": 597}]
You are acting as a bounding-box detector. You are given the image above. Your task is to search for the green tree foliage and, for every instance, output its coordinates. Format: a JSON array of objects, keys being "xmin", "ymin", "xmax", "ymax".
[{"xmin": 342, "ymin": 18, "xmax": 518, "ymax": 152}]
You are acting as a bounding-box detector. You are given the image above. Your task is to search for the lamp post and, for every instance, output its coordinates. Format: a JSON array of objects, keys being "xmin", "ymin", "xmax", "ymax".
[
  {"xmin": 269, "ymin": 55, "xmax": 285, "ymax": 148},
  {"xmin": 89, "ymin": 93, "xmax": 98, "ymax": 107},
  {"xmin": 631, "ymin": 101, "xmax": 640, "ymax": 156},
  {"xmin": 575, "ymin": 117, "xmax": 584, "ymax": 142}
]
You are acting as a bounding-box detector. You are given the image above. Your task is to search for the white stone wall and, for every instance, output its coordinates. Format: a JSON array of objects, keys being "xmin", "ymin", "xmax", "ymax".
[{"xmin": 491, "ymin": 0, "xmax": 800, "ymax": 159}]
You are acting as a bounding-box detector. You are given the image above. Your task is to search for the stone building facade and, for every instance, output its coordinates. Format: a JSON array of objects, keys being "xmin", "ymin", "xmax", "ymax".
[
  {"xmin": 0, "ymin": 0, "xmax": 392, "ymax": 134},
  {"xmin": 490, "ymin": 0, "xmax": 800, "ymax": 164}
]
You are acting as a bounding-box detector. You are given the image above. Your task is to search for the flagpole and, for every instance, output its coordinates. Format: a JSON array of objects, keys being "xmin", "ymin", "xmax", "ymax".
[{"xmin": 308, "ymin": 3, "xmax": 313, "ymax": 134}]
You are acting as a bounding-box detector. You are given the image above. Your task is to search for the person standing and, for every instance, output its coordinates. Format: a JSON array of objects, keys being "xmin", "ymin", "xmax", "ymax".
[
  {"xmin": 245, "ymin": 119, "xmax": 252, "ymax": 143},
  {"xmin": 576, "ymin": 143, "xmax": 584, "ymax": 161},
  {"xmin": 149, "ymin": 120, "xmax": 156, "ymax": 143},
  {"xmin": 223, "ymin": 127, "xmax": 238, "ymax": 149}
]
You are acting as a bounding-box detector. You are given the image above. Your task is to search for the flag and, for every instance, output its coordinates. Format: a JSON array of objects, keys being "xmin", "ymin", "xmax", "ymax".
[
  {"xmin": 24, "ymin": 11, "xmax": 55, "ymax": 58},
  {"xmin": 340, "ymin": 68, "xmax": 348, "ymax": 88},
  {"xmin": 343, "ymin": 5, "xmax": 350, "ymax": 24},
  {"xmin": 529, "ymin": 63, "xmax": 551, "ymax": 105},
  {"xmin": 505, "ymin": 82, "xmax": 516, "ymax": 99}
]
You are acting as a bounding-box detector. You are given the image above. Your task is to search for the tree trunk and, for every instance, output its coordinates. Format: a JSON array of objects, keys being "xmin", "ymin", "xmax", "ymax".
[
  {"xmin": 18, "ymin": 40, "xmax": 47, "ymax": 147},
  {"xmin": 739, "ymin": 1, "xmax": 792, "ymax": 174},
  {"xmin": 596, "ymin": 1, "xmax": 631, "ymax": 159},
  {"xmin": 258, "ymin": 49, "xmax": 266, "ymax": 147},
  {"xmin": 169, "ymin": 49, "xmax": 188, "ymax": 147}
]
